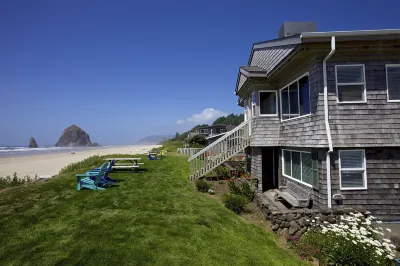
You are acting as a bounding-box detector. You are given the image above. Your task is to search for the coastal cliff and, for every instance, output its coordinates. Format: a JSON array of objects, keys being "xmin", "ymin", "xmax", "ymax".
[{"xmin": 55, "ymin": 125, "xmax": 94, "ymax": 147}]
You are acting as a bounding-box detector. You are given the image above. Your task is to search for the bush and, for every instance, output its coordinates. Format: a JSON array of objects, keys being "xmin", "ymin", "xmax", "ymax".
[
  {"xmin": 0, "ymin": 173, "xmax": 38, "ymax": 189},
  {"xmin": 227, "ymin": 180, "xmax": 255, "ymax": 202},
  {"xmin": 295, "ymin": 212, "xmax": 397, "ymax": 265},
  {"xmin": 222, "ymin": 193, "xmax": 248, "ymax": 214},
  {"xmin": 390, "ymin": 236, "xmax": 400, "ymax": 252},
  {"xmin": 195, "ymin": 179, "xmax": 211, "ymax": 193},
  {"xmin": 214, "ymin": 165, "xmax": 230, "ymax": 177},
  {"xmin": 240, "ymin": 181, "xmax": 255, "ymax": 201}
]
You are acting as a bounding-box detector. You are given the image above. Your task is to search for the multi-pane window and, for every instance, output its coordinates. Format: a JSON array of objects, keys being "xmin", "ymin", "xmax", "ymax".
[
  {"xmin": 259, "ymin": 91, "xmax": 277, "ymax": 115},
  {"xmin": 335, "ymin": 65, "xmax": 366, "ymax": 102},
  {"xmin": 386, "ymin": 64, "xmax": 400, "ymax": 101},
  {"xmin": 282, "ymin": 149, "xmax": 318, "ymax": 187},
  {"xmin": 339, "ymin": 150, "xmax": 367, "ymax": 190},
  {"xmin": 280, "ymin": 74, "xmax": 311, "ymax": 120}
]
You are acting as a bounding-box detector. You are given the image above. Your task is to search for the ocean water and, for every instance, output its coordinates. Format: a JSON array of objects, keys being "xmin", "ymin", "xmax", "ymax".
[{"xmin": 0, "ymin": 146, "xmax": 110, "ymax": 158}]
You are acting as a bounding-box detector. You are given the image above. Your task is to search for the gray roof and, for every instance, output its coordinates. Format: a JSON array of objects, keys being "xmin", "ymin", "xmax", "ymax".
[{"xmin": 235, "ymin": 28, "xmax": 400, "ymax": 94}]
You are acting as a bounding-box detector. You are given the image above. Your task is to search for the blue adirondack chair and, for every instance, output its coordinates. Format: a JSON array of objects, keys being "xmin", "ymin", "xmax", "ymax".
[
  {"xmin": 87, "ymin": 162, "xmax": 117, "ymax": 185},
  {"xmin": 88, "ymin": 161, "xmax": 117, "ymax": 183},
  {"xmin": 76, "ymin": 164, "xmax": 108, "ymax": 191},
  {"xmin": 148, "ymin": 152, "xmax": 159, "ymax": 160}
]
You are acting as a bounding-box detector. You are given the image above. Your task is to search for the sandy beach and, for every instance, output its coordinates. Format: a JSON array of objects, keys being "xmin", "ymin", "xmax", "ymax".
[{"xmin": 0, "ymin": 145, "xmax": 160, "ymax": 179}]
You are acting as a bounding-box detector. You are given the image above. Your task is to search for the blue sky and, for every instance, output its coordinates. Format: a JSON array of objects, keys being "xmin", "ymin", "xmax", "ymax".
[{"xmin": 1, "ymin": 0, "xmax": 400, "ymax": 145}]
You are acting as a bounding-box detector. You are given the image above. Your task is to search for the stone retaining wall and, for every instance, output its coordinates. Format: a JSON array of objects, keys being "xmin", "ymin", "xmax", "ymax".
[{"xmin": 255, "ymin": 190, "xmax": 368, "ymax": 240}]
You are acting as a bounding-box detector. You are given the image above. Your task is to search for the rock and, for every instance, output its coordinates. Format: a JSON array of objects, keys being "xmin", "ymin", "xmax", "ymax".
[
  {"xmin": 280, "ymin": 221, "xmax": 290, "ymax": 228},
  {"xmin": 294, "ymin": 213, "xmax": 303, "ymax": 220},
  {"xmin": 294, "ymin": 230, "xmax": 302, "ymax": 238},
  {"xmin": 300, "ymin": 227, "xmax": 308, "ymax": 235},
  {"xmin": 55, "ymin": 125, "xmax": 94, "ymax": 147},
  {"xmin": 281, "ymin": 228, "xmax": 289, "ymax": 239},
  {"xmin": 316, "ymin": 214, "xmax": 327, "ymax": 222},
  {"xmin": 289, "ymin": 221, "xmax": 299, "ymax": 235},
  {"xmin": 298, "ymin": 217, "xmax": 306, "ymax": 227},
  {"xmin": 327, "ymin": 215, "xmax": 336, "ymax": 223},
  {"xmin": 270, "ymin": 224, "xmax": 280, "ymax": 231},
  {"xmin": 332, "ymin": 208, "xmax": 344, "ymax": 215},
  {"xmin": 285, "ymin": 213, "xmax": 294, "ymax": 222},
  {"xmin": 207, "ymin": 189, "xmax": 215, "ymax": 195},
  {"xmin": 275, "ymin": 219, "xmax": 282, "ymax": 225},
  {"xmin": 342, "ymin": 208, "xmax": 354, "ymax": 214},
  {"xmin": 29, "ymin": 137, "xmax": 38, "ymax": 148},
  {"xmin": 320, "ymin": 208, "xmax": 331, "ymax": 215}
]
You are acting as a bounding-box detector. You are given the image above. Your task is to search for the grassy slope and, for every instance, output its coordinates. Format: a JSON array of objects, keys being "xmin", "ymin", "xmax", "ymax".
[{"xmin": 0, "ymin": 154, "xmax": 307, "ymax": 266}]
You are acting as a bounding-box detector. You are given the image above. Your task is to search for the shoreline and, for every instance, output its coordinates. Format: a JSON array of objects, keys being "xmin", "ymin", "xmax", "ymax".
[{"xmin": 0, "ymin": 144, "xmax": 160, "ymax": 179}]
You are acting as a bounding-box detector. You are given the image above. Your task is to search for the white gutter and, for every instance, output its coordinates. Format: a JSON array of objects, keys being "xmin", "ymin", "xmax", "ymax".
[
  {"xmin": 301, "ymin": 29, "xmax": 400, "ymax": 38},
  {"xmin": 322, "ymin": 36, "xmax": 335, "ymax": 208}
]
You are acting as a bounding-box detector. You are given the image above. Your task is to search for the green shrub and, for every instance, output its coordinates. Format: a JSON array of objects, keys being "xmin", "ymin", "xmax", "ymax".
[
  {"xmin": 195, "ymin": 179, "xmax": 211, "ymax": 193},
  {"xmin": 228, "ymin": 180, "xmax": 255, "ymax": 202},
  {"xmin": 240, "ymin": 181, "xmax": 255, "ymax": 201},
  {"xmin": 214, "ymin": 165, "xmax": 230, "ymax": 177},
  {"xmin": 0, "ymin": 173, "xmax": 38, "ymax": 189},
  {"xmin": 228, "ymin": 181, "xmax": 242, "ymax": 195},
  {"xmin": 222, "ymin": 193, "xmax": 248, "ymax": 214}
]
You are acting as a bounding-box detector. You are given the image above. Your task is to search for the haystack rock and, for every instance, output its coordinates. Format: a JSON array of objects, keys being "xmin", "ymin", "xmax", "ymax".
[
  {"xmin": 29, "ymin": 137, "xmax": 38, "ymax": 148},
  {"xmin": 55, "ymin": 124, "xmax": 93, "ymax": 147}
]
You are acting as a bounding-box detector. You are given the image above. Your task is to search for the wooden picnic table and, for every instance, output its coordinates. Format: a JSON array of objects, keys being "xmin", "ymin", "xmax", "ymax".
[{"xmin": 104, "ymin": 158, "xmax": 143, "ymax": 171}]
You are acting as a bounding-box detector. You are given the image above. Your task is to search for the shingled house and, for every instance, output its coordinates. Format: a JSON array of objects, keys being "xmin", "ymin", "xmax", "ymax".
[
  {"xmin": 234, "ymin": 22, "xmax": 400, "ymax": 220},
  {"xmin": 188, "ymin": 22, "xmax": 400, "ymax": 220}
]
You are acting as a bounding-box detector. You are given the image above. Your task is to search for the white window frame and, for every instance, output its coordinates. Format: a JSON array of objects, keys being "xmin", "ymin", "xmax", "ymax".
[
  {"xmin": 251, "ymin": 92, "xmax": 256, "ymax": 117},
  {"xmin": 279, "ymin": 72, "xmax": 311, "ymax": 122},
  {"xmin": 335, "ymin": 64, "xmax": 367, "ymax": 104},
  {"xmin": 199, "ymin": 129, "xmax": 208, "ymax": 134},
  {"xmin": 386, "ymin": 64, "xmax": 400, "ymax": 102},
  {"xmin": 258, "ymin": 90, "xmax": 278, "ymax": 116},
  {"xmin": 339, "ymin": 149, "xmax": 367, "ymax": 190},
  {"xmin": 281, "ymin": 149, "xmax": 313, "ymax": 188}
]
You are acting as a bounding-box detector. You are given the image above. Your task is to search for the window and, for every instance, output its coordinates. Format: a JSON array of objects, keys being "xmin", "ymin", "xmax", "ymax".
[
  {"xmin": 386, "ymin": 64, "xmax": 400, "ymax": 102},
  {"xmin": 251, "ymin": 92, "xmax": 256, "ymax": 116},
  {"xmin": 282, "ymin": 149, "xmax": 317, "ymax": 187},
  {"xmin": 335, "ymin": 65, "xmax": 366, "ymax": 103},
  {"xmin": 259, "ymin": 91, "xmax": 277, "ymax": 115},
  {"xmin": 339, "ymin": 150, "xmax": 367, "ymax": 190},
  {"xmin": 199, "ymin": 129, "xmax": 208, "ymax": 134},
  {"xmin": 280, "ymin": 74, "xmax": 311, "ymax": 121}
]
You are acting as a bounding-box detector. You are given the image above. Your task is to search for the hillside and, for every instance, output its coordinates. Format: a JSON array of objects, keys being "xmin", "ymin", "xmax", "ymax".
[{"xmin": 136, "ymin": 135, "xmax": 173, "ymax": 145}]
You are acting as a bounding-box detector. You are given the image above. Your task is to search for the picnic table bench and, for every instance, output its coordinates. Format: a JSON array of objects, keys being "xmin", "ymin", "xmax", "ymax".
[{"xmin": 104, "ymin": 158, "xmax": 143, "ymax": 172}]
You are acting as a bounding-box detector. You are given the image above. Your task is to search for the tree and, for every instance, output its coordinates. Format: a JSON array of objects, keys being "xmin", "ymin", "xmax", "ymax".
[
  {"xmin": 188, "ymin": 135, "xmax": 206, "ymax": 147},
  {"xmin": 212, "ymin": 113, "xmax": 244, "ymax": 126},
  {"xmin": 175, "ymin": 132, "xmax": 180, "ymax": 138}
]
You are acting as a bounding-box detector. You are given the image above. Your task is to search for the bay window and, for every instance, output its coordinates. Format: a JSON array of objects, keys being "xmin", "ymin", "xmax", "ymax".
[
  {"xmin": 280, "ymin": 74, "xmax": 311, "ymax": 121},
  {"xmin": 259, "ymin": 91, "xmax": 278, "ymax": 116}
]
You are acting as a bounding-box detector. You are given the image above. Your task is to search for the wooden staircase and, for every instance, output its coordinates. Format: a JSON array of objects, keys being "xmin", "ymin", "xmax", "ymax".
[{"xmin": 187, "ymin": 121, "xmax": 250, "ymax": 179}]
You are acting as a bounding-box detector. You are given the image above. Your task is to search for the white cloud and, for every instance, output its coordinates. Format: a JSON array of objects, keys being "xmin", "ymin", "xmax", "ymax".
[{"xmin": 176, "ymin": 108, "xmax": 227, "ymax": 125}]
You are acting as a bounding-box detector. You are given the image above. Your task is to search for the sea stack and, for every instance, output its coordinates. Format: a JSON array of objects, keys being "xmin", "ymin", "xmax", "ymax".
[
  {"xmin": 29, "ymin": 137, "xmax": 38, "ymax": 148},
  {"xmin": 55, "ymin": 124, "xmax": 93, "ymax": 147}
]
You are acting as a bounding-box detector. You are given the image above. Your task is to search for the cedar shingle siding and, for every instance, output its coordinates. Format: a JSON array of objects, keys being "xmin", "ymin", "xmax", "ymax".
[{"xmin": 241, "ymin": 43, "xmax": 400, "ymax": 220}]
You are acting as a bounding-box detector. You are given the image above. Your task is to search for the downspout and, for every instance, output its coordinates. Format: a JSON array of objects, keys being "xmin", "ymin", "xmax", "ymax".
[{"xmin": 323, "ymin": 36, "xmax": 335, "ymax": 208}]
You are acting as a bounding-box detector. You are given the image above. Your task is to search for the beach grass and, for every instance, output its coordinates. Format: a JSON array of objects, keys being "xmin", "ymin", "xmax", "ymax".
[{"xmin": 0, "ymin": 153, "xmax": 307, "ymax": 265}]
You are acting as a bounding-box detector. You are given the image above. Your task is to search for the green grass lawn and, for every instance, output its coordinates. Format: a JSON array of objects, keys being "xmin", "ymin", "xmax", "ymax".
[{"xmin": 0, "ymin": 154, "xmax": 308, "ymax": 266}]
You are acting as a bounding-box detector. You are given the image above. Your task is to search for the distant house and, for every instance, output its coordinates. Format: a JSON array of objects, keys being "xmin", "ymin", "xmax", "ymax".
[
  {"xmin": 189, "ymin": 22, "xmax": 400, "ymax": 220},
  {"xmin": 187, "ymin": 125, "xmax": 233, "ymax": 139}
]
